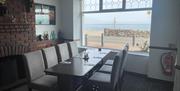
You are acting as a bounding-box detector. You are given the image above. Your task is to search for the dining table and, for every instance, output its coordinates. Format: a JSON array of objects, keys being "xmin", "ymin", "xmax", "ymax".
[{"xmin": 45, "ymin": 48, "xmax": 111, "ymax": 91}]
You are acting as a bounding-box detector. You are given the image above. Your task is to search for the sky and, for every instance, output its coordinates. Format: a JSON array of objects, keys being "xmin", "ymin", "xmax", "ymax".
[{"xmin": 83, "ymin": 11, "xmax": 152, "ymax": 25}]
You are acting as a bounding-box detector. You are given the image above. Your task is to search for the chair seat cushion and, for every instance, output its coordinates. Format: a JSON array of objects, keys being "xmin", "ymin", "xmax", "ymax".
[
  {"xmin": 89, "ymin": 72, "xmax": 111, "ymax": 84},
  {"xmin": 104, "ymin": 60, "xmax": 114, "ymax": 66},
  {"xmin": 29, "ymin": 75, "xmax": 58, "ymax": 91},
  {"xmin": 98, "ymin": 65, "xmax": 112, "ymax": 74}
]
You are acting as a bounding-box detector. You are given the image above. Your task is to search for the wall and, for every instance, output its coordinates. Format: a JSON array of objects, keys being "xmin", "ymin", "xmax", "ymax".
[
  {"xmin": 73, "ymin": 0, "xmax": 81, "ymax": 41},
  {"xmin": 174, "ymin": 70, "xmax": 180, "ymax": 91},
  {"xmin": 173, "ymin": 17, "xmax": 180, "ymax": 91},
  {"xmin": 174, "ymin": 40, "xmax": 180, "ymax": 91},
  {"xmin": 34, "ymin": 0, "xmax": 61, "ymax": 39},
  {"xmin": 147, "ymin": 0, "xmax": 180, "ymax": 81},
  {"xmin": 60, "ymin": 0, "xmax": 81, "ymax": 41},
  {"xmin": 125, "ymin": 53, "xmax": 149, "ymax": 75},
  {"xmin": 0, "ymin": 0, "xmax": 35, "ymax": 57},
  {"xmin": 60, "ymin": 0, "xmax": 73, "ymax": 39}
]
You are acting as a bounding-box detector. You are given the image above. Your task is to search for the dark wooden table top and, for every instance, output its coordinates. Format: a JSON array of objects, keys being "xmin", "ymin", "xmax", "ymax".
[{"xmin": 45, "ymin": 48, "xmax": 111, "ymax": 77}]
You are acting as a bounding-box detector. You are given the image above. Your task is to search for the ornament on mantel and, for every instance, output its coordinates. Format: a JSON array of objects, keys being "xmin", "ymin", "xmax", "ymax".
[
  {"xmin": 0, "ymin": 0, "xmax": 6, "ymax": 4},
  {"xmin": 11, "ymin": 15, "xmax": 16, "ymax": 23},
  {"xmin": 0, "ymin": 0, "xmax": 7, "ymax": 16}
]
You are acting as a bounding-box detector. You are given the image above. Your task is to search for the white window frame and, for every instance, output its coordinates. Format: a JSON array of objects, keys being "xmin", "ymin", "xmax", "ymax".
[{"xmin": 82, "ymin": 0, "xmax": 153, "ymax": 13}]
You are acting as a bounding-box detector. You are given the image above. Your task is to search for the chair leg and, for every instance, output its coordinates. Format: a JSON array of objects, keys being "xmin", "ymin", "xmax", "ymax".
[
  {"xmin": 92, "ymin": 84, "xmax": 100, "ymax": 91},
  {"xmin": 28, "ymin": 87, "xmax": 32, "ymax": 91},
  {"xmin": 88, "ymin": 81, "xmax": 101, "ymax": 91},
  {"xmin": 118, "ymin": 83, "xmax": 122, "ymax": 91},
  {"xmin": 118, "ymin": 76, "xmax": 125, "ymax": 91},
  {"xmin": 3, "ymin": 89, "xmax": 11, "ymax": 91}
]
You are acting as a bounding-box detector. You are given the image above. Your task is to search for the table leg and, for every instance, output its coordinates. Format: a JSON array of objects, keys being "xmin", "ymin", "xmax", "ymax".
[{"xmin": 58, "ymin": 75, "xmax": 74, "ymax": 91}]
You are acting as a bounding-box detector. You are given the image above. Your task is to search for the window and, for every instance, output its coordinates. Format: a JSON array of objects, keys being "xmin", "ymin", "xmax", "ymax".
[
  {"xmin": 103, "ymin": 0, "xmax": 123, "ymax": 9},
  {"xmin": 35, "ymin": 4, "xmax": 56, "ymax": 25},
  {"xmin": 82, "ymin": 0, "xmax": 99, "ymax": 11},
  {"xmin": 81, "ymin": 0, "xmax": 152, "ymax": 52},
  {"xmin": 126, "ymin": 0, "xmax": 153, "ymax": 9}
]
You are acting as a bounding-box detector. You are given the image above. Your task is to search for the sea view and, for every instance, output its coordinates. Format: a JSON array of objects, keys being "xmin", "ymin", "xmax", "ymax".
[
  {"xmin": 82, "ymin": 24, "xmax": 151, "ymax": 52},
  {"xmin": 82, "ymin": 11, "xmax": 151, "ymax": 52},
  {"xmin": 83, "ymin": 24, "xmax": 151, "ymax": 31}
]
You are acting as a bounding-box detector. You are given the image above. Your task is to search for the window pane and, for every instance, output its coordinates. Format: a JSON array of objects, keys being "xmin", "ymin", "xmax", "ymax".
[
  {"xmin": 49, "ymin": 6, "xmax": 56, "ymax": 25},
  {"xmin": 103, "ymin": 0, "xmax": 123, "ymax": 9},
  {"xmin": 35, "ymin": 14, "xmax": 50, "ymax": 24},
  {"xmin": 35, "ymin": 4, "xmax": 41, "ymax": 13},
  {"xmin": 82, "ymin": 0, "xmax": 99, "ymax": 11},
  {"xmin": 35, "ymin": 4, "xmax": 56, "ymax": 25},
  {"xmin": 126, "ymin": 0, "xmax": 153, "ymax": 9},
  {"xmin": 42, "ymin": 5, "xmax": 50, "ymax": 13},
  {"xmin": 82, "ymin": 11, "xmax": 151, "ymax": 52}
]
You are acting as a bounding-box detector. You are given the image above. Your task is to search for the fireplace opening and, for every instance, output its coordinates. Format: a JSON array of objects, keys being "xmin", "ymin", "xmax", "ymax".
[{"xmin": 0, "ymin": 55, "xmax": 26, "ymax": 90}]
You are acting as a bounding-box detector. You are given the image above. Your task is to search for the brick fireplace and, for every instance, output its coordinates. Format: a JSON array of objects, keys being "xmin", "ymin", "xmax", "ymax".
[
  {"xmin": 0, "ymin": 0, "xmax": 35, "ymax": 90},
  {"xmin": 0, "ymin": 0, "xmax": 35, "ymax": 57}
]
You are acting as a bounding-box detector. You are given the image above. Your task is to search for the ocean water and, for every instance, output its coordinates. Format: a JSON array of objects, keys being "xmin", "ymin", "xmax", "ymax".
[{"xmin": 83, "ymin": 24, "xmax": 151, "ymax": 31}]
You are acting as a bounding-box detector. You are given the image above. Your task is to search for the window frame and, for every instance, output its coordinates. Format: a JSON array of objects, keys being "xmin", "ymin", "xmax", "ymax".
[{"xmin": 82, "ymin": 0, "xmax": 152, "ymax": 13}]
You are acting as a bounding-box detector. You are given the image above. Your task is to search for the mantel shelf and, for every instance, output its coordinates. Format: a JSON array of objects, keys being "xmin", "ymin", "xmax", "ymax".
[{"xmin": 36, "ymin": 40, "xmax": 58, "ymax": 50}]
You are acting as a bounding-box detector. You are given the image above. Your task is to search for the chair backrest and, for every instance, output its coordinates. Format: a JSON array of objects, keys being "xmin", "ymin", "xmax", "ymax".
[
  {"xmin": 24, "ymin": 50, "xmax": 45, "ymax": 82},
  {"xmin": 119, "ymin": 46, "xmax": 128, "ymax": 78},
  {"xmin": 68, "ymin": 41, "xmax": 79, "ymax": 57},
  {"xmin": 42, "ymin": 46, "xmax": 58, "ymax": 68},
  {"xmin": 111, "ymin": 52, "xmax": 123, "ymax": 89},
  {"xmin": 122, "ymin": 43, "xmax": 129, "ymax": 51},
  {"xmin": 57, "ymin": 43, "xmax": 70, "ymax": 62}
]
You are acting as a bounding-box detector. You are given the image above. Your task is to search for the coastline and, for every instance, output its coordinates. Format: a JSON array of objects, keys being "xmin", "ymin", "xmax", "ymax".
[{"xmin": 82, "ymin": 28, "xmax": 150, "ymax": 52}]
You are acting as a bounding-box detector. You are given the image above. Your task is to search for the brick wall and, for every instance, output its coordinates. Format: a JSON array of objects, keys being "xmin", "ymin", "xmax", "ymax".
[{"xmin": 0, "ymin": 0, "xmax": 36, "ymax": 57}]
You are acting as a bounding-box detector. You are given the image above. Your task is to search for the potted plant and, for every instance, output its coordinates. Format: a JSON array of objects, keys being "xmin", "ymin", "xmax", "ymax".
[{"xmin": 0, "ymin": 0, "xmax": 7, "ymax": 16}]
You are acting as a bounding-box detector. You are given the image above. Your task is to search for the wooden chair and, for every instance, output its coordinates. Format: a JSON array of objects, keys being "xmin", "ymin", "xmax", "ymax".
[
  {"xmin": 68, "ymin": 41, "xmax": 79, "ymax": 57},
  {"xmin": 42, "ymin": 46, "xmax": 59, "ymax": 68},
  {"xmin": 23, "ymin": 50, "xmax": 59, "ymax": 91},
  {"xmin": 57, "ymin": 43, "xmax": 70, "ymax": 62},
  {"xmin": 88, "ymin": 52, "xmax": 123, "ymax": 91},
  {"xmin": 104, "ymin": 44, "xmax": 129, "ymax": 66}
]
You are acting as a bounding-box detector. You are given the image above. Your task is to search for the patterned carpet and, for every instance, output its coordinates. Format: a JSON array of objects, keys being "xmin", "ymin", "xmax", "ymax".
[{"xmin": 121, "ymin": 72, "xmax": 173, "ymax": 91}]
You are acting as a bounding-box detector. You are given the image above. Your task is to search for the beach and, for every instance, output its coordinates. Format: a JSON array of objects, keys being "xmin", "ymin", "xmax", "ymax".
[{"xmin": 82, "ymin": 29, "xmax": 150, "ymax": 52}]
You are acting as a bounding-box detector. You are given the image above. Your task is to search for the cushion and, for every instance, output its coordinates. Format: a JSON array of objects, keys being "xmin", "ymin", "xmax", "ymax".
[
  {"xmin": 29, "ymin": 75, "xmax": 58, "ymax": 91},
  {"xmin": 89, "ymin": 72, "xmax": 111, "ymax": 84},
  {"xmin": 98, "ymin": 65, "xmax": 112, "ymax": 74},
  {"xmin": 104, "ymin": 60, "xmax": 114, "ymax": 66}
]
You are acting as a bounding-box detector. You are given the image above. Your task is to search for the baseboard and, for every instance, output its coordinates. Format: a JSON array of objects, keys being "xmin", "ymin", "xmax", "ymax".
[{"xmin": 124, "ymin": 71, "xmax": 147, "ymax": 78}]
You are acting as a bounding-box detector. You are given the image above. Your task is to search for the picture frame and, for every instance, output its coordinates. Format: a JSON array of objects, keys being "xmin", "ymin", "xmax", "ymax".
[{"xmin": 35, "ymin": 3, "xmax": 56, "ymax": 25}]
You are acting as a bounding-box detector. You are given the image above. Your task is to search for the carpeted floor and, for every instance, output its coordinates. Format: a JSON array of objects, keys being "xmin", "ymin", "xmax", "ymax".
[
  {"xmin": 11, "ymin": 72, "xmax": 173, "ymax": 91},
  {"xmin": 121, "ymin": 72, "xmax": 173, "ymax": 91}
]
